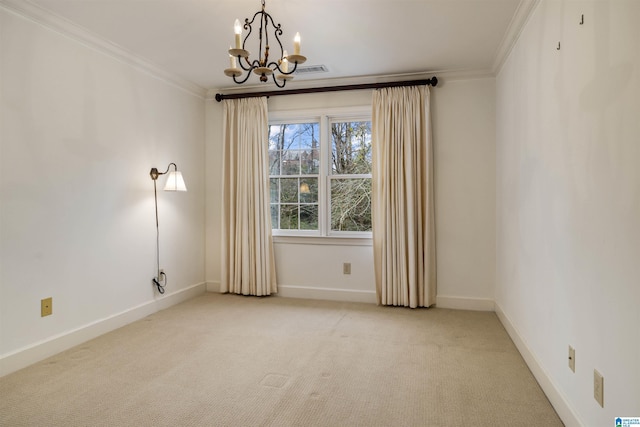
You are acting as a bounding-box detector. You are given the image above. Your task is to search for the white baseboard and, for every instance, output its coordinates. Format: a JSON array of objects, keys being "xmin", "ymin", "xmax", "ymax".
[
  {"xmin": 206, "ymin": 281, "xmax": 376, "ymax": 304},
  {"xmin": 277, "ymin": 285, "xmax": 377, "ymax": 303},
  {"xmin": 277, "ymin": 285, "xmax": 377, "ymax": 304},
  {"xmin": 223, "ymin": 284, "xmax": 377, "ymax": 304},
  {"xmin": 209, "ymin": 285, "xmax": 496, "ymax": 309},
  {"xmin": 435, "ymin": 295, "xmax": 495, "ymax": 311},
  {"xmin": 0, "ymin": 282, "xmax": 206, "ymax": 377},
  {"xmin": 494, "ymin": 302, "xmax": 583, "ymax": 427},
  {"xmin": 206, "ymin": 281, "xmax": 221, "ymax": 293}
]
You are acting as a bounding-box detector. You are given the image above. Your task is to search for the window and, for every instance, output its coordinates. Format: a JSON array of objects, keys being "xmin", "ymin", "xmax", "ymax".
[
  {"xmin": 329, "ymin": 121, "xmax": 372, "ymax": 232},
  {"xmin": 268, "ymin": 109, "xmax": 372, "ymax": 237},
  {"xmin": 268, "ymin": 122, "xmax": 320, "ymax": 231}
]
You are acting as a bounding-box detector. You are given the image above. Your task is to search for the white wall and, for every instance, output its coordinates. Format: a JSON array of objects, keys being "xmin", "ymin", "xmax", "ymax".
[
  {"xmin": 495, "ymin": 1, "xmax": 640, "ymax": 425},
  {"xmin": 432, "ymin": 78, "xmax": 496, "ymax": 310},
  {"xmin": 0, "ymin": 6, "xmax": 206, "ymax": 374},
  {"xmin": 206, "ymin": 81, "xmax": 496, "ymax": 309}
]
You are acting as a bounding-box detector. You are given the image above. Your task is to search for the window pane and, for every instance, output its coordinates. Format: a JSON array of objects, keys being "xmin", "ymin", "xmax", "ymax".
[
  {"xmin": 270, "ymin": 204, "xmax": 278, "ymax": 229},
  {"xmin": 280, "ymin": 205, "xmax": 298, "ymax": 230},
  {"xmin": 270, "ymin": 178, "xmax": 279, "ymax": 203},
  {"xmin": 268, "ymin": 124, "xmax": 283, "ymax": 151},
  {"xmin": 268, "ymin": 150, "xmax": 280, "ymax": 175},
  {"xmin": 299, "ymin": 178, "xmax": 318, "ymax": 203},
  {"xmin": 300, "ymin": 205, "xmax": 318, "ymax": 230},
  {"xmin": 331, "ymin": 178, "xmax": 372, "ymax": 232},
  {"xmin": 290, "ymin": 123, "xmax": 319, "ymax": 149},
  {"xmin": 301, "ymin": 149, "xmax": 319, "ymax": 174},
  {"xmin": 280, "ymin": 178, "xmax": 298, "ymax": 203},
  {"xmin": 282, "ymin": 149, "xmax": 300, "ymax": 175},
  {"xmin": 331, "ymin": 121, "xmax": 372, "ymax": 175},
  {"xmin": 269, "ymin": 123, "xmax": 319, "ymax": 150}
]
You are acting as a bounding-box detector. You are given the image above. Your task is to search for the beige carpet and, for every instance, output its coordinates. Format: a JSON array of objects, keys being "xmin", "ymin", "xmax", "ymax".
[{"xmin": 0, "ymin": 293, "xmax": 563, "ymax": 426}]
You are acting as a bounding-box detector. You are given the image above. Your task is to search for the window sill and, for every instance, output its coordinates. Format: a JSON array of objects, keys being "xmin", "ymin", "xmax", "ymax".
[{"xmin": 272, "ymin": 235, "xmax": 373, "ymax": 247}]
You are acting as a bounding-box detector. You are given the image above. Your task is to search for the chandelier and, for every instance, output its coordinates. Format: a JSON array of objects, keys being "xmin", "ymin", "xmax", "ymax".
[{"xmin": 224, "ymin": 0, "xmax": 306, "ymax": 88}]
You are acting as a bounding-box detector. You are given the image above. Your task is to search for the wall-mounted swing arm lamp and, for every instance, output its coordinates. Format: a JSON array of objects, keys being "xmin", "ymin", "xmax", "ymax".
[
  {"xmin": 150, "ymin": 163, "xmax": 187, "ymax": 294},
  {"xmin": 150, "ymin": 163, "xmax": 187, "ymax": 191}
]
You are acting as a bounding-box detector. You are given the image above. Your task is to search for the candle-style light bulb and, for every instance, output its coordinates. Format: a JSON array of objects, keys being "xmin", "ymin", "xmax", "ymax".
[
  {"xmin": 234, "ymin": 19, "xmax": 242, "ymax": 49},
  {"xmin": 293, "ymin": 32, "xmax": 301, "ymax": 55},
  {"xmin": 282, "ymin": 50, "xmax": 289, "ymax": 72}
]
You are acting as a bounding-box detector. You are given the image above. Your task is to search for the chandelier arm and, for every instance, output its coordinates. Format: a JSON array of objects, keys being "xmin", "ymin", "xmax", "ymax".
[
  {"xmin": 266, "ymin": 60, "xmax": 283, "ymax": 73},
  {"xmin": 266, "ymin": 60, "xmax": 295, "ymax": 76},
  {"xmin": 289, "ymin": 60, "xmax": 299, "ymax": 74},
  {"xmin": 272, "ymin": 74, "xmax": 286, "ymax": 88},
  {"xmin": 280, "ymin": 60, "xmax": 299, "ymax": 76},
  {"xmin": 237, "ymin": 55, "xmax": 254, "ymax": 71},
  {"xmin": 241, "ymin": 12, "xmax": 259, "ymax": 64},
  {"xmin": 263, "ymin": 11, "xmax": 284, "ymax": 61},
  {"xmin": 243, "ymin": 13, "xmax": 260, "ymax": 48},
  {"xmin": 233, "ymin": 71, "xmax": 254, "ymax": 85}
]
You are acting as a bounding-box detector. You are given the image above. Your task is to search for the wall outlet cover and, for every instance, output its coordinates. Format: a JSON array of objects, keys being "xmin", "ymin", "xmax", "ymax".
[
  {"xmin": 594, "ymin": 369, "xmax": 604, "ymax": 407},
  {"xmin": 568, "ymin": 345, "xmax": 575, "ymax": 372},
  {"xmin": 41, "ymin": 297, "xmax": 53, "ymax": 317},
  {"xmin": 343, "ymin": 263, "xmax": 351, "ymax": 275}
]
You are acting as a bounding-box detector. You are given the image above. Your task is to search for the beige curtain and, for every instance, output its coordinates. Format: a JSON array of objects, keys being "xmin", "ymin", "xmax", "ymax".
[
  {"xmin": 221, "ymin": 97, "xmax": 277, "ymax": 296},
  {"xmin": 371, "ymin": 85, "xmax": 436, "ymax": 308}
]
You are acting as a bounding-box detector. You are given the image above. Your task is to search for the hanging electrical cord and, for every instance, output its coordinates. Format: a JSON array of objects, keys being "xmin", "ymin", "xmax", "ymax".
[{"xmin": 151, "ymin": 177, "xmax": 167, "ymax": 294}]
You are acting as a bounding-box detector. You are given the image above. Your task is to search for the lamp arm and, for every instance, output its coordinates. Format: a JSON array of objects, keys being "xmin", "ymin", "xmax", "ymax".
[{"xmin": 150, "ymin": 162, "xmax": 178, "ymax": 180}]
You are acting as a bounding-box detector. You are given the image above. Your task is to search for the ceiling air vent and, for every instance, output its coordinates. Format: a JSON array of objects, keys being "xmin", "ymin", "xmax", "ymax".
[{"xmin": 294, "ymin": 64, "xmax": 329, "ymax": 74}]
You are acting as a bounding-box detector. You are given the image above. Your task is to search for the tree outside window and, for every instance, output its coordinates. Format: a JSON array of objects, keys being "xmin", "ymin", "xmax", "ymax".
[{"xmin": 330, "ymin": 121, "xmax": 372, "ymax": 232}]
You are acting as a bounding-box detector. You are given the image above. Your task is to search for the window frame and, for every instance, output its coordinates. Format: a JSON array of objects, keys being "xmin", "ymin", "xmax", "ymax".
[{"xmin": 268, "ymin": 106, "xmax": 372, "ymax": 240}]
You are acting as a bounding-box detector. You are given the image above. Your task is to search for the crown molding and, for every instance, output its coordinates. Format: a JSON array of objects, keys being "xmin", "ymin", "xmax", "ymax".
[
  {"xmin": 492, "ymin": 0, "xmax": 540, "ymax": 74},
  {"xmin": 427, "ymin": 68, "xmax": 495, "ymax": 82},
  {"xmin": 0, "ymin": 0, "xmax": 207, "ymax": 99}
]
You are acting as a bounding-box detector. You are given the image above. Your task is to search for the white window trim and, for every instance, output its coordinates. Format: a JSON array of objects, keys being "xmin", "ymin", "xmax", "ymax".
[{"xmin": 269, "ymin": 106, "xmax": 372, "ymax": 240}]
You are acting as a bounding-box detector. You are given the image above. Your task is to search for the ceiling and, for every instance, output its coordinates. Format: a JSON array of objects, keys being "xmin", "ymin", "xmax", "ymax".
[{"xmin": 13, "ymin": 0, "xmax": 526, "ymax": 92}]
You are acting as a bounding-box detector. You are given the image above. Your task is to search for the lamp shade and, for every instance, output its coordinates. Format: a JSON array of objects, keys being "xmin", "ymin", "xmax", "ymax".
[{"xmin": 164, "ymin": 171, "xmax": 187, "ymax": 192}]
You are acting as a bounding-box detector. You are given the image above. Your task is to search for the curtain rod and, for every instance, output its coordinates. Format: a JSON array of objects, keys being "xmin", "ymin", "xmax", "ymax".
[{"xmin": 214, "ymin": 76, "xmax": 438, "ymax": 102}]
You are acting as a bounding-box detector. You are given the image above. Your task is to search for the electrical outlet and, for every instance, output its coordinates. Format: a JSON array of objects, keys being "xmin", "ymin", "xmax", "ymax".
[
  {"xmin": 41, "ymin": 297, "xmax": 52, "ymax": 317},
  {"xmin": 343, "ymin": 263, "xmax": 351, "ymax": 275},
  {"xmin": 594, "ymin": 369, "xmax": 604, "ymax": 407},
  {"xmin": 568, "ymin": 346, "xmax": 575, "ymax": 372}
]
